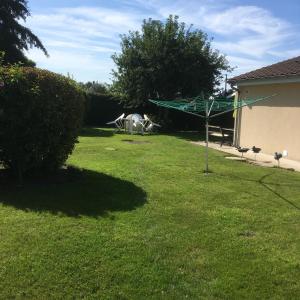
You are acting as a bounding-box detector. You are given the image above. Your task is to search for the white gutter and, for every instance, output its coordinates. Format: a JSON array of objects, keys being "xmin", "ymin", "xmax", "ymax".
[{"xmin": 235, "ymin": 75, "xmax": 300, "ymax": 87}]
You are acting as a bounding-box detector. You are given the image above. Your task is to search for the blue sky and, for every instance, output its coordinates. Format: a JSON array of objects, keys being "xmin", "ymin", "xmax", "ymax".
[{"xmin": 25, "ymin": 0, "xmax": 300, "ymax": 83}]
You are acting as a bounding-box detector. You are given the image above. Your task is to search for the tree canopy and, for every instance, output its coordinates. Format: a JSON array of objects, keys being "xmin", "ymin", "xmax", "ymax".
[
  {"xmin": 79, "ymin": 81, "xmax": 110, "ymax": 95},
  {"xmin": 0, "ymin": 0, "xmax": 48, "ymax": 66},
  {"xmin": 112, "ymin": 15, "xmax": 231, "ymax": 108}
]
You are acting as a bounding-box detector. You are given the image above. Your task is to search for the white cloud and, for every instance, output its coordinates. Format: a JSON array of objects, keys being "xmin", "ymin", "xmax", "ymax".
[
  {"xmin": 141, "ymin": 1, "xmax": 297, "ymax": 69},
  {"xmin": 226, "ymin": 55, "xmax": 269, "ymax": 75},
  {"xmin": 268, "ymin": 49, "xmax": 300, "ymax": 58},
  {"xmin": 24, "ymin": 1, "xmax": 299, "ymax": 82},
  {"xmin": 152, "ymin": 3, "xmax": 292, "ymax": 58},
  {"xmin": 25, "ymin": 6, "xmax": 149, "ymax": 82},
  {"xmin": 27, "ymin": 49, "xmax": 115, "ymax": 83},
  {"xmin": 43, "ymin": 40, "xmax": 118, "ymax": 53},
  {"xmin": 202, "ymin": 6, "xmax": 289, "ymax": 36},
  {"xmin": 26, "ymin": 7, "xmax": 143, "ymax": 46},
  {"xmin": 205, "ymin": 6, "xmax": 292, "ymax": 60}
]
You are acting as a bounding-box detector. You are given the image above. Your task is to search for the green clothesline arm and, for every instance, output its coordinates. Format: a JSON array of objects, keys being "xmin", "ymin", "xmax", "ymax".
[
  {"xmin": 149, "ymin": 99, "xmax": 206, "ymax": 118},
  {"xmin": 149, "ymin": 94, "xmax": 277, "ymax": 119},
  {"xmin": 209, "ymin": 94, "xmax": 277, "ymax": 119}
]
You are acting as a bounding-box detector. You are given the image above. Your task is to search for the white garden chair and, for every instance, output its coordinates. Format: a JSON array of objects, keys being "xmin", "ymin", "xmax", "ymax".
[
  {"xmin": 143, "ymin": 114, "xmax": 161, "ymax": 133},
  {"xmin": 106, "ymin": 113, "xmax": 125, "ymax": 131}
]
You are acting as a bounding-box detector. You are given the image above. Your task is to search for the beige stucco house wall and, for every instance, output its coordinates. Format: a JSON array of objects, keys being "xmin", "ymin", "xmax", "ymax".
[{"xmin": 234, "ymin": 80, "xmax": 300, "ymax": 161}]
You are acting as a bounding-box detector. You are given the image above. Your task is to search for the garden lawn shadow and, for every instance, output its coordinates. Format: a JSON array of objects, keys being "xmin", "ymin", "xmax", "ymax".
[
  {"xmin": 167, "ymin": 131, "xmax": 205, "ymax": 142},
  {"xmin": 80, "ymin": 127, "xmax": 114, "ymax": 137},
  {"xmin": 0, "ymin": 169, "xmax": 147, "ymax": 217},
  {"xmin": 216, "ymin": 171, "xmax": 300, "ymax": 210},
  {"xmin": 122, "ymin": 139, "xmax": 151, "ymax": 144}
]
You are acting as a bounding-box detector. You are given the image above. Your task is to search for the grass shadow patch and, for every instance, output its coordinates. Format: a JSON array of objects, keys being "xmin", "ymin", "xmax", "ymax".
[
  {"xmin": 80, "ymin": 127, "xmax": 114, "ymax": 138},
  {"xmin": 0, "ymin": 167, "xmax": 147, "ymax": 218},
  {"xmin": 215, "ymin": 171, "xmax": 300, "ymax": 210},
  {"xmin": 122, "ymin": 139, "xmax": 151, "ymax": 144},
  {"xmin": 166, "ymin": 131, "xmax": 204, "ymax": 142}
]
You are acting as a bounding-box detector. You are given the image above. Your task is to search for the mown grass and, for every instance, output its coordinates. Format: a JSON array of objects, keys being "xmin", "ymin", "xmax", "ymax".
[{"xmin": 0, "ymin": 128, "xmax": 299, "ymax": 299}]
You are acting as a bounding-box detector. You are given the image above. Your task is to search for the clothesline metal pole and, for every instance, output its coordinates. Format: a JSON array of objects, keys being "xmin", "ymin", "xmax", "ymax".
[{"xmin": 205, "ymin": 99, "xmax": 209, "ymax": 174}]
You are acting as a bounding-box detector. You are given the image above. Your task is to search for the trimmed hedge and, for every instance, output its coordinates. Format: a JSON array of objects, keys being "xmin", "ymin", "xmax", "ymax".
[
  {"xmin": 84, "ymin": 93, "xmax": 125, "ymax": 126},
  {"xmin": 0, "ymin": 66, "xmax": 85, "ymax": 180},
  {"xmin": 83, "ymin": 93, "xmax": 233, "ymax": 131}
]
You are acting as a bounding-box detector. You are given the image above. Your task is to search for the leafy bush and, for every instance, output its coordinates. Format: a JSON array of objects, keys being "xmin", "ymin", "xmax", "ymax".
[{"xmin": 0, "ymin": 66, "xmax": 85, "ymax": 180}]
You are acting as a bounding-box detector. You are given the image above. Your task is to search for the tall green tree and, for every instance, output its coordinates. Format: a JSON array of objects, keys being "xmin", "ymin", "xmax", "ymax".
[
  {"xmin": 112, "ymin": 15, "xmax": 231, "ymax": 108},
  {"xmin": 0, "ymin": 0, "xmax": 48, "ymax": 66}
]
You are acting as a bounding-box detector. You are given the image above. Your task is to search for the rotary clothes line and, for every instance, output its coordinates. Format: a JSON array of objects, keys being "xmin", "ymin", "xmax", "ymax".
[{"xmin": 149, "ymin": 93, "xmax": 275, "ymax": 174}]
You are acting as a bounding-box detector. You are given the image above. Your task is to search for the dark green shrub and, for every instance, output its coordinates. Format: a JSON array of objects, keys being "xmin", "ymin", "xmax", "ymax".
[
  {"xmin": 83, "ymin": 92, "xmax": 233, "ymax": 131},
  {"xmin": 0, "ymin": 66, "xmax": 85, "ymax": 180},
  {"xmin": 82, "ymin": 89, "xmax": 233, "ymax": 131},
  {"xmin": 84, "ymin": 93, "xmax": 125, "ymax": 126}
]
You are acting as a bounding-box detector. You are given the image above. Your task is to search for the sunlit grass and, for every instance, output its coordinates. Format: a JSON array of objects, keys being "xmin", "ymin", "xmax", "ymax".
[{"xmin": 0, "ymin": 128, "xmax": 299, "ymax": 299}]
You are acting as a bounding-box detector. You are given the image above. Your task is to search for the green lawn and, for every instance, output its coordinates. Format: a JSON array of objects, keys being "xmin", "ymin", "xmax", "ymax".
[{"xmin": 0, "ymin": 128, "xmax": 299, "ymax": 299}]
